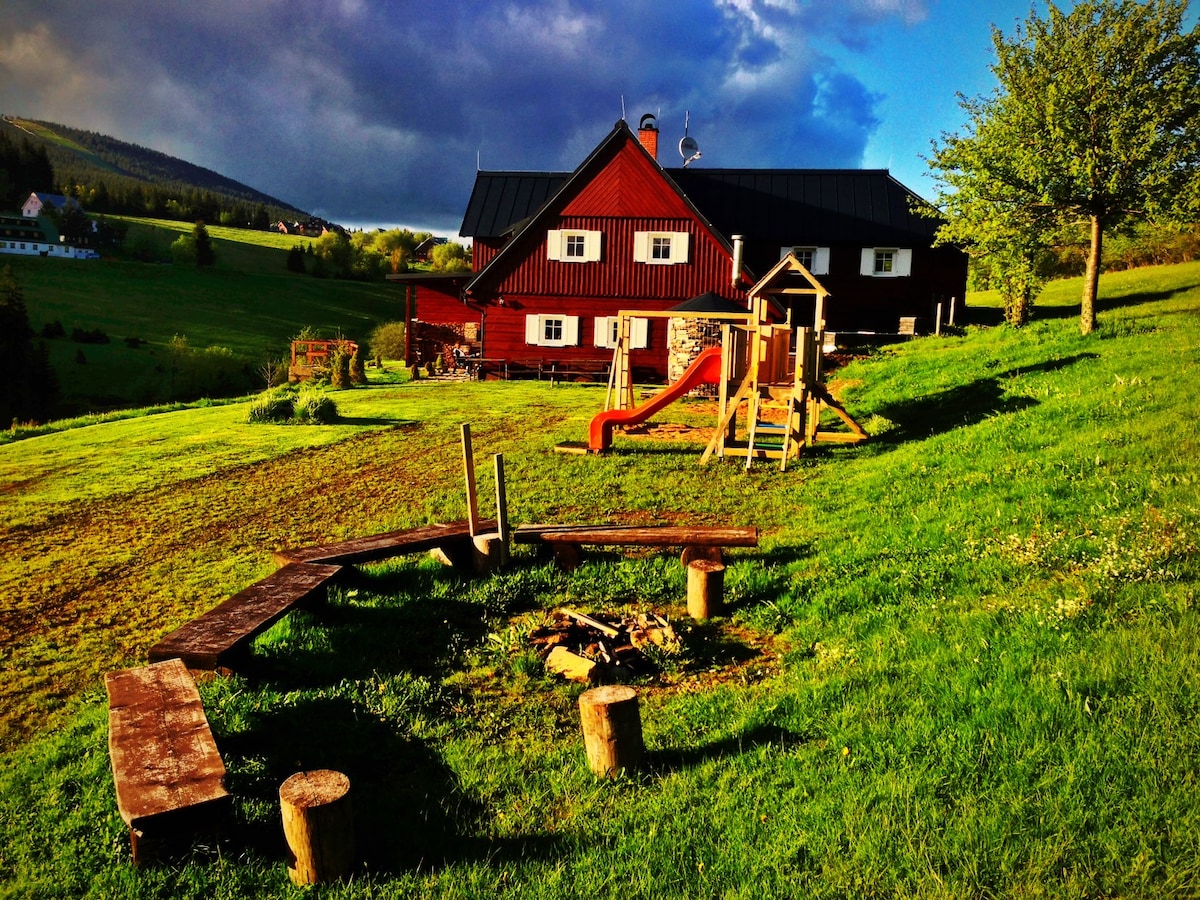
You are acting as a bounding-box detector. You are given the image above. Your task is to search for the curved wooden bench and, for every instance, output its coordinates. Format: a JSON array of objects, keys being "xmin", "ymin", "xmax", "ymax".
[
  {"xmin": 513, "ymin": 524, "xmax": 758, "ymax": 571},
  {"xmin": 106, "ymin": 658, "xmax": 230, "ymax": 865},
  {"xmin": 148, "ymin": 561, "xmax": 342, "ymax": 671}
]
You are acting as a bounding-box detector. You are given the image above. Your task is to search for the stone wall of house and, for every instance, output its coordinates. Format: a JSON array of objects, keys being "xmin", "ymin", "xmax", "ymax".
[{"xmin": 666, "ymin": 316, "xmax": 723, "ymax": 395}]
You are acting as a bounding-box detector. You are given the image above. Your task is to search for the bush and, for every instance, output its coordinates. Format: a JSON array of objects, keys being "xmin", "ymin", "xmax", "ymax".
[
  {"xmin": 294, "ymin": 385, "xmax": 338, "ymax": 424},
  {"xmin": 350, "ymin": 343, "xmax": 367, "ymax": 384},
  {"xmin": 367, "ymin": 321, "xmax": 406, "ymax": 362},
  {"xmin": 247, "ymin": 388, "xmax": 295, "ymax": 424},
  {"xmin": 328, "ymin": 344, "xmax": 352, "ymax": 389}
]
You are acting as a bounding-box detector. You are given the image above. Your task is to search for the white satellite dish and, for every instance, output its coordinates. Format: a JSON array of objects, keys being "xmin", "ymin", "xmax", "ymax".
[{"xmin": 679, "ymin": 135, "xmax": 702, "ymax": 166}]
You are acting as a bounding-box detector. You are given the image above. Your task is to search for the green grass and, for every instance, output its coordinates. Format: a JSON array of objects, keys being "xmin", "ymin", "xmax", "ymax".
[
  {"xmin": 6, "ymin": 227, "xmax": 405, "ymax": 412},
  {"xmin": 0, "ymin": 262, "xmax": 1198, "ymax": 897}
]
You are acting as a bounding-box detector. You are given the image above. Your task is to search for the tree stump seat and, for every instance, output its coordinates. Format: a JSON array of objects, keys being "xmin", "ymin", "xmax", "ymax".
[
  {"xmin": 105, "ymin": 658, "xmax": 230, "ymax": 865},
  {"xmin": 513, "ymin": 523, "xmax": 758, "ymax": 571},
  {"xmin": 147, "ymin": 561, "xmax": 342, "ymax": 671}
]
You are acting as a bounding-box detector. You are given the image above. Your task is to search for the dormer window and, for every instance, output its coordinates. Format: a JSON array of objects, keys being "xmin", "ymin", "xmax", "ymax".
[
  {"xmin": 634, "ymin": 231, "xmax": 689, "ymax": 265},
  {"xmin": 860, "ymin": 247, "xmax": 912, "ymax": 277},
  {"xmin": 780, "ymin": 245, "xmax": 830, "ymax": 275},
  {"xmin": 547, "ymin": 229, "xmax": 602, "ymax": 262}
]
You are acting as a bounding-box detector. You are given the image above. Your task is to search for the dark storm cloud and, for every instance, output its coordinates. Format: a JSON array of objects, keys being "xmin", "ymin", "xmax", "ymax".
[{"xmin": 0, "ymin": 0, "xmax": 927, "ymax": 232}]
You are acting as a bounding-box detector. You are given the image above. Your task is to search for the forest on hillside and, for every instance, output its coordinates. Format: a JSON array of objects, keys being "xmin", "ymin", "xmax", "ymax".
[{"xmin": 0, "ymin": 117, "xmax": 307, "ymax": 227}]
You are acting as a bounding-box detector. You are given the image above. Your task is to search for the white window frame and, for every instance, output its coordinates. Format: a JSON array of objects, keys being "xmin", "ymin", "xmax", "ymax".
[
  {"xmin": 780, "ymin": 245, "xmax": 830, "ymax": 275},
  {"xmin": 593, "ymin": 316, "xmax": 649, "ymax": 350},
  {"xmin": 860, "ymin": 247, "xmax": 912, "ymax": 277},
  {"xmin": 547, "ymin": 229, "xmax": 601, "ymax": 263},
  {"xmin": 524, "ymin": 314, "xmax": 580, "ymax": 347},
  {"xmin": 633, "ymin": 230, "xmax": 689, "ymax": 265}
]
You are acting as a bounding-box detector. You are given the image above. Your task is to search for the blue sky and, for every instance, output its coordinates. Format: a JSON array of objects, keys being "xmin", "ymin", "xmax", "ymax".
[{"xmin": 0, "ymin": 0, "xmax": 1056, "ymax": 235}]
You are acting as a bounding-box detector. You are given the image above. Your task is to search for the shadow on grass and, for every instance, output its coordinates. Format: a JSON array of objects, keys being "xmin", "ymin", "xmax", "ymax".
[
  {"xmin": 217, "ymin": 694, "xmax": 570, "ymax": 874},
  {"xmin": 249, "ymin": 567, "xmax": 495, "ymax": 687},
  {"xmin": 867, "ymin": 353, "xmax": 1096, "ymax": 445},
  {"xmin": 334, "ymin": 416, "xmax": 418, "ymax": 427},
  {"xmin": 648, "ymin": 723, "xmax": 811, "ymax": 775}
]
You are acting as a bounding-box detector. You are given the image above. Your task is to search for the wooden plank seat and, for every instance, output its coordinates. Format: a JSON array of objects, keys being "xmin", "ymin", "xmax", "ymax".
[
  {"xmin": 513, "ymin": 523, "xmax": 759, "ymax": 571},
  {"xmin": 147, "ymin": 561, "xmax": 342, "ymax": 670},
  {"xmin": 272, "ymin": 519, "xmax": 497, "ymax": 567},
  {"xmin": 105, "ymin": 658, "xmax": 230, "ymax": 865}
]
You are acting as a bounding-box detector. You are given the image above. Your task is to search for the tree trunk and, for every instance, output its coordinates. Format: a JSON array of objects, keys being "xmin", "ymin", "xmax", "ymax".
[
  {"xmin": 279, "ymin": 770, "xmax": 354, "ymax": 885},
  {"xmin": 1080, "ymin": 214, "xmax": 1102, "ymax": 335},
  {"xmin": 578, "ymin": 685, "xmax": 644, "ymax": 777}
]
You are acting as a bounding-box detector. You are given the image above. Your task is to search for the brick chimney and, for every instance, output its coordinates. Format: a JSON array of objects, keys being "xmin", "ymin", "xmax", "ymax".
[{"xmin": 637, "ymin": 113, "xmax": 659, "ymax": 160}]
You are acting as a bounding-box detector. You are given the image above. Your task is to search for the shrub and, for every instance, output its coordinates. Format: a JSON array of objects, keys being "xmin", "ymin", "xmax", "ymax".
[
  {"xmin": 247, "ymin": 388, "xmax": 295, "ymax": 424},
  {"xmin": 350, "ymin": 343, "xmax": 367, "ymax": 384},
  {"xmin": 41, "ymin": 320, "xmax": 65, "ymax": 339},
  {"xmin": 367, "ymin": 321, "xmax": 407, "ymax": 362},
  {"xmin": 328, "ymin": 344, "xmax": 352, "ymax": 389},
  {"xmin": 294, "ymin": 385, "xmax": 338, "ymax": 424}
]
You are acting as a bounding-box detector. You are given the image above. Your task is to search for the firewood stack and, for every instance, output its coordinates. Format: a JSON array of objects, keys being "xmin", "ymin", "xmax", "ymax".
[{"xmin": 532, "ymin": 608, "xmax": 680, "ymax": 684}]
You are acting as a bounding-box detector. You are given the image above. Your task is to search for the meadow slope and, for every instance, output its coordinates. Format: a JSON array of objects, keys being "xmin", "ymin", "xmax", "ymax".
[{"xmin": 0, "ymin": 263, "xmax": 1197, "ymax": 898}]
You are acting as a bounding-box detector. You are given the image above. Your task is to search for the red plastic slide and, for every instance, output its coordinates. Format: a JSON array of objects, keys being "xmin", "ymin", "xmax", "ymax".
[{"xmin": 588, "ymin": 346, "xmax": 724, "ymax": 453}]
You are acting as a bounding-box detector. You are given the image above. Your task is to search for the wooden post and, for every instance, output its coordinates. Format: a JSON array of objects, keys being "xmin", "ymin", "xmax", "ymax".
[
  {"xmin": 687, "ymin": 559, "xmax": 726, "ymax": 619},
  {"xmin": 493, "ymin": 453, "xmax": 509, "ymax": 566},
  {"xmin": 935, "ymin": 301, "xmax": 943, "ymax": 336},
  {"xmin": 279, "ymin": 770, "xmax": 354, "ymax": 885},
  {"xmin": 579, "ymin": 685, "xmax": 644, "ymax": 778},
  {"xmin": 460, "ymin": 424, "xmax": 480, "ymax": 536},
  {"xmin": 949, "ymin": 296, "xmax": 957, "ymax": 327}
]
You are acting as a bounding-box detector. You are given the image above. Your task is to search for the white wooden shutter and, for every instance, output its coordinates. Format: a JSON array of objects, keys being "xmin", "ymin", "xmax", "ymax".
[
  {"xmin": 633, "ymin": 231, "xmax": 650, "ymax": 262},
  {"xmin": 584, "ymin": 231, "xmax": 602, "ymax": 262},
  {"xmin": 670, "ymin": 232, "xmax": 690, "ymax": 264},
  {"xmin": 525, "ymin": 314, "xmax": 541, "ymax": 344},
  {"xmin": 860, "ymin": 248, "xmax": 875, "ymax": 276},
  {"xmin": 594, "ymin": 316, "xmax": 611, "ymax": 347},
  {"xmin": 813, "ymin": 247, "xmax": 830, "ymax": 275},
  {"xmin": 563, "ymin": 316, "xmax": 580, "ymax": 346},
  {"xmin": 630, "ymin": 317, "xmax": 649, "ymax": 349},
  {"xmin": 895, "ymin": 249, "xmax": 913, "ymax": 276},
  {"xmin": 546, "ymin": 230, "xmax": 563, "ymax": 261}
]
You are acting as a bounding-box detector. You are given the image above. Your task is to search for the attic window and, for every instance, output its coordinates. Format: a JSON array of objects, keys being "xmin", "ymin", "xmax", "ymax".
[
  {"xmin": 780, "ymin": 246, "xmax": 830, "ymax": 275},
  {"xmin": 860, "ymin": 247, "xmax": 912, "ymax": 278},
  {"xmin": 547, "ymin": 229, "xmax": 601, "ymax": 263},
  {"xmin": 634, "ymin": 231, "xmax": 689, "ymax": 265}
]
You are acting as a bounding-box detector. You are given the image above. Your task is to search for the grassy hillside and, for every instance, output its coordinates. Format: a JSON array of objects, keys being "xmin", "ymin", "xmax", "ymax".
[
  {"xmin": 1, "ymin": 116, "xmax": 306, "ymax": 224},
  {"xmin": 7, "ymin": 221, "xmax": 403, "ymax": 412},
  {"xmin": 0, "ymin": 263, "xmax": 1197, "ymax": 897}
]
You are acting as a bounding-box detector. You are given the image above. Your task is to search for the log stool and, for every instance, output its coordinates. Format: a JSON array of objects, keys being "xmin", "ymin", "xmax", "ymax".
[
  {"xmin": 279, "ymin": 770, "xmax": 354, "ymax": 885},
  {"xmin": 579, "ymin": 685, "xmax": 644, "ymax": 778},
  {"xmin": 686, "ymin": 558, "xmax": 726, "ymax": 619}
]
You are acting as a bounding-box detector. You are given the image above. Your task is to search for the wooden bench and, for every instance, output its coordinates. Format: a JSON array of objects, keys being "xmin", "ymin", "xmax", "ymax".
[
  {"xmin": 272, "ymin": 519, "xmax": 495, "ymax": 567},
  {"xmin": 147, "ymin": 561, "xmax": 342, "ymax": 670},
  {"xmin": 513, "ymin": 524, "xmax": 759, "ymax": 571},
  {"xmin": 105, "ymin": 658, "xmax": 230, "ymax": 865}
]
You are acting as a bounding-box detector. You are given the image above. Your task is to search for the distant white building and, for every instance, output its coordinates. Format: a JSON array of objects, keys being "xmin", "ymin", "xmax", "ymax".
[
  {"xmin": 22, "ymin": 192, "xmax": 82, "ymax": 218},
  {"xmin": 0, "ymin": 213, "xmax": 98, "ymax": 259}
]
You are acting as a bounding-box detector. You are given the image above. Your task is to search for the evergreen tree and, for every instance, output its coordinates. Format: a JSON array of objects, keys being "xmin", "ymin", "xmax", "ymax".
[
  {"xmin": 193, "ymin": 221, "xmax": 216, "ymax": 267},
  {"xmin": 0, "ymin": 266, "xmax": 58, "ymax": 424}
]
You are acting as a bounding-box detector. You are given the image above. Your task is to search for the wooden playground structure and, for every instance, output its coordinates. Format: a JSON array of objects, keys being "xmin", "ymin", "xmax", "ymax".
[
  {"xmin": 595, "ymin": 253, "xmax": 867, "ymax": 469},
  {"xmin": 288, "ymin": 339, "xmax": 359, "ymax": 383}
]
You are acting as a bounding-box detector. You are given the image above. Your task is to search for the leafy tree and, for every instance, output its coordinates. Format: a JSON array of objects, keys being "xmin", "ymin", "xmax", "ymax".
[
  {"xmin": 430, "ymin": 241, "xmax": 471, "ymax": 273},
  {"xmin": 927, "ymin": 0, "xmax": 1200, "ymax": 334},
  {"xmin": 193, "ymin": 221, "xmax": 216, "ymax": 267}
]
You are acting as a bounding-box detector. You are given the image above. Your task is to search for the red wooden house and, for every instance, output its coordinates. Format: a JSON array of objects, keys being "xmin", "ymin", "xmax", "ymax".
[{"xmin": 393, "ymin": 115, "xmax": 967, "ymax": 380}]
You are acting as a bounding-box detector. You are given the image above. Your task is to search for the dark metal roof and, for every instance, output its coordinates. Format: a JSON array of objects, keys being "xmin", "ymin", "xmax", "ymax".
[
  {"xmin": 459, "ymin": 171, "xmax": 569, "ymax": 238},
  {"xmin": 459, "ymin": 164, "xmax": 941, "ymax": 248},
  {"xmin": 670, "ymin": 291, "xmax": 748, "ymax": 314},
  {"xmin": 665, "ymin": 168, "xmax": 941, "ymax": 247}
]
